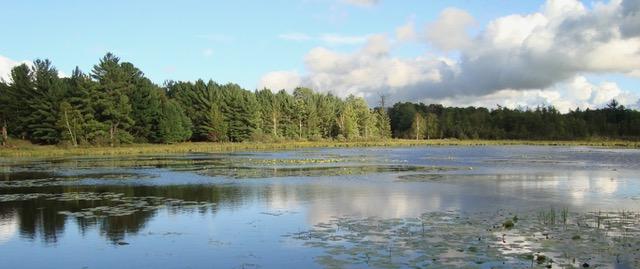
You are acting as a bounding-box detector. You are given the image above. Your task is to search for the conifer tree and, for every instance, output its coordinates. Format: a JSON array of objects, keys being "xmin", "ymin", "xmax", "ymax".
[
  {"xmin": 256, "ymin": 89, "xmax": 281, "ymax": 137},
  {"xmin": 5, "ymin": 64, "xmax": 34, "ymax": 139},
  {"xmin": 224, "ymin": 84, "xmax": 257, "ymax": 142},
  {"xmin": 157, "ymin": 99, "xmax": 192, "ymax": 143},
  {"xmin": 91, "ymin": 53, "xmax": 135, "ymax": 146},
  {"xmin": 27, "ymin": 59, "xmax": 65, "ymax": 144}
]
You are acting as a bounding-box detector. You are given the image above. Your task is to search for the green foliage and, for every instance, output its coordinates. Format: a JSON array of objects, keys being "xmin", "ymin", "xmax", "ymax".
[
  {"xmin": 410, "ymin": 113, "xmax": 426, "ymax": 140},
  {"xmin": 4, "ymin": 64, "xmax": 34, "ymax": 139},
  {"xmin": 224, "ymin": 84, "xmax": 258, "ymax": 142},
  {"xmin": 91, "ymin": 53, "xmax": 135, "ymax": 146},
  {"xmin": 389, "ymin": 101, "xmax": 640, "ymax": 140},
  {"xmin": 128, "ymin": 75, "xmax": 162, "ymax": 142},
  {"xmin": 0, "ymin": 81, "xmax": 9, "ymax": 146},
  {"xmin": 338, "ymin": 97, "xmax": 359, "ymax": 139},
  {"xmin": 2, "ymin": 52, "xmax": 639, "ymax": 147},
  {"xmin": 375, "ymin": 107, "xmax": 392, "ymax": 139},
  {"xmin": 424, "ymin": 113, "xmax": 439, "ymax": 139},
  {"xmin": 156, "ymin": 100, "xmax": 192, "ymax": 143},
  {"xmin": 57, "ymin": 102, "xmax": 83, "ymax": 146},
  {"xmin": 2, "ymin": 60, "xmax": 66, "ymax": 144}
]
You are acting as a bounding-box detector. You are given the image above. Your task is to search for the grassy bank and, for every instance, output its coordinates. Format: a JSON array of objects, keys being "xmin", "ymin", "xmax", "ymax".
[{"xmin": 1, "ymin": 139, "xmax": 639, "ymax": 158}]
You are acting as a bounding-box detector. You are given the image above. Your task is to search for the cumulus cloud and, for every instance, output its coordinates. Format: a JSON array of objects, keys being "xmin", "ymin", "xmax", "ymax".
[
  {"xmin": 260, "ymin": 0, "xmax": 640, "ymax": 110},
  {"xmin": 425, "ymin": 76, "xmax": 639, "ymax": 112},
  {"xmin": 395, "ymin": 20, "xmax": 417, "ymax": 42},
  {"xmin": 1, "ymin": 55, "xmax": 69, "ymax": 81},
  {"xmin": 258, "ymin": 70, "xmax": 301, "ymax": 92},
  {"xmin": 0, "ymin": 55, "xmax": 31, "ymax": 82},
  {"xmin": 425, "ymin": 8, "xmax": 476, "ymax": 51},
  {"xmin": 342, "ymin": 0, "xmax": 379, "ymax": 7}
]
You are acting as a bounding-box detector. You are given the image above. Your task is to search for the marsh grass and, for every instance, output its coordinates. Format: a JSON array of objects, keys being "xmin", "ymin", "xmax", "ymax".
[
  {"xmin": 538, "ymin": 207, "xmax": 556, "ymax": 226},
  {"xmin": 1, "ymin": 139, "xmax": 639, "ymax": 158},
  {"xmin": 561, "ymin": 207, "xmax": 569, "ymax": 226}
]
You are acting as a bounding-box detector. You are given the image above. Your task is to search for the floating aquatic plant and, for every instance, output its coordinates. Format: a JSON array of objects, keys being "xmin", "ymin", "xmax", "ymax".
[{"xmin": 286, "ymin": 209, "xmax": 640, "ymax": 268}]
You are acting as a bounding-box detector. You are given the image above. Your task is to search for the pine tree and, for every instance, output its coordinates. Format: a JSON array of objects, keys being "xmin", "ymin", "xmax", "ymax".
[
  {"xmin": 204, "ymin": 102, "xmax": 228, "ymax": 142},
  {"xmin": 276, "ymin": 90, "xmax": 296, "ymax": 138},
  {"xmin": 27, "ymin": 59, "xmax": 65, "ymax": 144},
  {"xmin": 61, "ymin": 67, "xmax": 98, "ymax": 145},
  {"xmin": 91, "ymin": 53, "xmax": 135, "ymax": 146},
  {"xmin": 256, "ymin": 89, "xmax": 281, "ymax": 138},
  {"xmin": 4, "ymin": 64, "xmax": 34, "ymax": 139},
  {"xmin": 121, "ymin": 63, "xmax": 162, "ymax": 142},
  {"xmin": 157, "ymin": 99, "xmax": 192, "ymax": 143},
  {"xmin": 224, "ymin": 84, "xmax": 257, "ymax": 142}
]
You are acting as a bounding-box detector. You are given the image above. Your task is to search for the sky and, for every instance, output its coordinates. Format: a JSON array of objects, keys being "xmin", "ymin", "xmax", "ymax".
[{"xmin": 1, "ymin": 0, "xmax": 639, "ymax": 112}]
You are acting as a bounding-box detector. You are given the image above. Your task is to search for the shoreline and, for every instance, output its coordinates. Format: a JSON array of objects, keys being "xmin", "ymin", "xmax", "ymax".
[{"xmin": 1, "ymin": 139, "xmax": 639, "ymax": 158}]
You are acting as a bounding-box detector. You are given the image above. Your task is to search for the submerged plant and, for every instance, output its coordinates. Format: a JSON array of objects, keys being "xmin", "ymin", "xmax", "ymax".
[{"xmin": 503, "ymin": 219, "xmax": 515, "ymax": 229}]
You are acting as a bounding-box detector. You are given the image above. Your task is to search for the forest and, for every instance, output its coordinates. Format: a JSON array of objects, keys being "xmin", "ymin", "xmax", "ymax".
[
  {"xmin": 389, "ymin": 100, "xmax": 640, "ymax": 140},
  {"xmin": 0, "ymin": 53, "xmax": 639, "ymax": 147}
]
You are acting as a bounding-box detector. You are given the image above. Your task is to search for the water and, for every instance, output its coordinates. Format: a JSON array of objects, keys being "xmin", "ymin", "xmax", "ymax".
[{"xmin": 1, "ymin": 146, "xmax": 639, "ymax": 268}]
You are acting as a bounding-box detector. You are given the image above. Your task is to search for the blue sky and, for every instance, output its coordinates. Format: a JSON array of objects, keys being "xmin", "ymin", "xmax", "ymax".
[
  {"xmin": 1, "ymin": 0, "xmax": 639, "ymax": 111},
  {"xmin": 1, "ymin": 0, "xmax": 541, "ymax": 87}
]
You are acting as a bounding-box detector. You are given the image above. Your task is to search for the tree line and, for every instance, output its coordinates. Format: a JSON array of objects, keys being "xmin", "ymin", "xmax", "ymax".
[
  {"xmin": 0, "ymin": 53, "xmax": 391, "ymax": 146},
  {"xmin": 1, "ymin": 53, "xmax": 639, "ymax": 147},
  {"xmin": 389, "ymin": 101, "xmax": 640, "ymax": 140}
]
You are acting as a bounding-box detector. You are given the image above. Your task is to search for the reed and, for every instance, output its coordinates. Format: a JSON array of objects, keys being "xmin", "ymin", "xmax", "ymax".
[{"xmin": 1, "ymin": 138, "xmax": 639, "ymax": 158}]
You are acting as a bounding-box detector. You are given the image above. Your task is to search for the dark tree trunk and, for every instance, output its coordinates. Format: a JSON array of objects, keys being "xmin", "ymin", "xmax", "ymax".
[{"xmin": 1, "ymin": 121, "xmax": 7, "ymax": 146}]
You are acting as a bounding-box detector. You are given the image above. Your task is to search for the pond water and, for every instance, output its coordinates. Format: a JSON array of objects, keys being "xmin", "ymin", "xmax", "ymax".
[{"xmin": 1, "ymin": 146, "xmax": 639, "ymax": 268}]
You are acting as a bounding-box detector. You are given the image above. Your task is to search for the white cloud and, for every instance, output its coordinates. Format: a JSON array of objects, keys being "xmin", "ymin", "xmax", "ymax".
[
  {"xmin": 262, "ymin": 34, "xmax": 444, "ymax": 98},
  {"xmin": 0, "ymin": 55, "xmax": 30, "ymax": 82},
  {"xmin": 629, "ymin": 70, "xmax": 640, "ymax": 77},
  {"xmin": 258, "ymin": 70, "xmax": 301, "ymax": 92},
  {"xmin": 426, "ymin": 76, "xmax": 639, "ymax": 113},
  {"xmin": 342, "ymin": 0, "xmax": 379, "ymax": 7},
  {"xmin": 262, "ymin": 0, "xmax": 640, "ymax": 110},
  {"xmin": 395, "ymin": 20, "xmax": 417, "ymax": 42},
  {"xmin": 1, "ymin": 55, "xmax": 70, "ymax": 81},
  {"xmin": 426, "ymin": 8, "xmax": 476, "ymax": 51}
]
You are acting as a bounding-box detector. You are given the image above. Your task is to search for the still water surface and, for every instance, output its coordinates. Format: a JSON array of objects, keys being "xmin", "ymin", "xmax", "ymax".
[{"xmin": 1, "ymin": 146, "xmax": 639, "ymax": 268}]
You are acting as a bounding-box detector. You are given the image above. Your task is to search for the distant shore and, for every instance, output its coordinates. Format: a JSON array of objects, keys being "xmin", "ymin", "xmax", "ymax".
[{"xmin": 1, "ymin": 139, "xmax": 639, "ymax": 158}]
